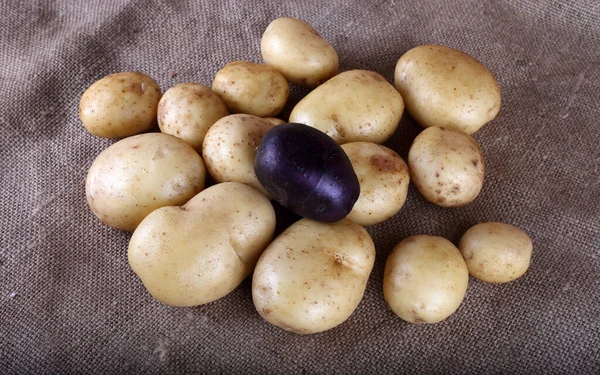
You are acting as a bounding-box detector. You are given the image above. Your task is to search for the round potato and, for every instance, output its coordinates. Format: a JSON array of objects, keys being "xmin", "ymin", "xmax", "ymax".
[
  {"xmin": 408, "ymin": 126, "xmax": 484, "ymax": 207},
  {"xmin": 262, "ymin": 117, "xmax": 286, "ymax": 126},
  {"xmin": 79, "ymin": 72, "xmax": 162, "ymax": 138},
  {"xmin": 212, "ymin": 61, "xmax": 289, "ymax": 117},
  {"xmin": 128, "ymin": 182, "xmax": 276, "ymax": 307},
  {"xmin": 394, "ymin": 44, "xmax": 501, "ymax": 135},
  {"xmin": 253, "ymin": 218, "xmax": 375, "ymax": 334},
  {"xmin": 384, "ymin": 235, "xmax": 469, "ymax": 324},
  {"xmin": 289, "ymin": 70, "xmax": 404, "ymax": 144},
  {"xmin": 459, "ymin": 222, "xmax": 533, "ymax": 283},
  {"xmin": 157, "ymin": 82, "xmax": 229, "ymax": 151},
  {"xmin": 341, "ymin": 142, "xmax": 410, "ymax": 226},
  {"xmin": 202, "ymin": 114, "xmax": 273, "ymax": 196},
  {"xmin": 86, "ymin": 133, "xmax": 205, "ymax": 231},
  {"xmin": 261, "ymin": 17, "xmax": 338, "ymax": 87}
]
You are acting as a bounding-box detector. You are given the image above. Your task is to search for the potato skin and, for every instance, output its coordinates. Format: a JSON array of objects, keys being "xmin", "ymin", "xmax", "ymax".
[
  {"xmin": 85, "ymin": 133, "xmax": 205, "ymax": 232},
  {"xmin": 128, "ymin": 182, "xmax": 276, "ymax": 307},
  {"xmin": 459, "ymin": 222, "xmax": 533, "ymax": 283},
  {"xmin": 212, "ymin": 61, "xmax": 289, "ymax": 117},
  {"xmin": 261, "ymin": 17, "xmax": 338, "ymax": 88},
  {"xmin": 262, "ymin": 117, "xmax": 286, "ymax": 126},
  {"xmin": 341, "ymin": 142, "xmax": 410, "ymax": 226},
  {"xmin": 252, "ymin": 218, "xmax": 375, "ymax": 334},
  {"xmin": 289, "ymin": 70, "xmax": 404, "ymax": 144},
  {"xmin": 79, "ymin": 72, "xmax": 162, "ymax": 138},
  {"xmin": 408, "ymin": 126, "xmax": 484, "ymax": 207},
  {"xmin": 157, "ymin": 82, "xmax": 229, "ymax": 151},
  {"xmin": 383, "ymin": 235, "xmax": 469, "ymax": 323},
  {"xmin": 394, "ymin": 44, "xmax": 501, "ymax": 135}
]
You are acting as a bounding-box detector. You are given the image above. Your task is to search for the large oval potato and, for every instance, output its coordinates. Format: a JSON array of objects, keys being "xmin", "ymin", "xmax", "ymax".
[
  {"xmin": 289, "ymin": 70, "xmax": 404, "ymax": 144},
  {"xmin": 79, "ymin": 72, "xmax": 162, "ymax": 138},
  {"xmin": 86, "ymin": 133, "xmax": 205, "ymax": 231},
  {"xmin": 459, "ymin": 222, "xmax": 533, "ymax": 283},
  {"xmin": 128, "ymin": 182, "xmax": 276, "ymax": 307},
  {"xmin": 341, "ymin": 142, "xmax": 410, "ymax": 226},
  {"xmin": 212, "ymin": 61, "xmax": 289, "ymax": 117},
  {"xmin": 384, "ymin": 235, "xmax": 469, "ymax": 323},
  {"xmin": 261, "ymin": 17, "xmax": 338, "ymax": 87},
  {"xmin": 157, "ymin": 82, "xmax": 229, "ymax": 151},
  {"xmin": 202, "ymin": 114, "xmax": 274, "ymax": 196},
  {"xmin": 408, "ymin": 126, "xmax": 484, "ymax": 207},
  {"xmin": 253, "ymin": 218, "xmax": 375, "ymax": 334},
  {"xmin": 395, "ymin": 44, "xmax": 501, "ymax": 135}
]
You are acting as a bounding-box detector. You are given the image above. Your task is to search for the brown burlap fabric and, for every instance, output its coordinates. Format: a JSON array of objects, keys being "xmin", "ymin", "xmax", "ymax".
[{"xmin": 1, "ymin": 0, "xmax": 598, "ymax": 373}]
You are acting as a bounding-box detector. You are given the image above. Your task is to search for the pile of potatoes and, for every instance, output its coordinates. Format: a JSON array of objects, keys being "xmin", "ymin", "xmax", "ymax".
[{"xmin": 81, "ymin": 17, "xmax": 532, "ymax": 334}]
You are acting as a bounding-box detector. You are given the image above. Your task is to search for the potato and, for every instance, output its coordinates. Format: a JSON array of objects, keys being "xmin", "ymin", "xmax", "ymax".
[
  {"xmin": 157, "ymin": 82, "xmax": 229, "ymax": 151},
  {"xmin": 289, "ymin": 70, "xmax": 404, "ymax": 144},
  {"xmin": 459, "ymin": 222, "xmax": 533, "ymax": 283},
  {"xmin": 262, "ymin": 117, "xmax": 286, "ymax": 126},
  {"xmin": 394, "ymin": 44, "xmax": 501, "ymax": 135},
  {"xmin": 86, "ymin": 133, "xmax": 205, "ymax": 231},
  {"xmin": 341, "ymin": 142, "xmax": 410, "ymax": 226},
  {"xmin": 202, "ymin": 114, "xmax": 274, "ymax": 196},
  {"xmin": 408, "ymin": 126, "xmax": 484, "ymax": 207},
  {"xmin": 79, "ymin": 72, "xmax": 162, "ymax": 138},
  {"xmin": 261, "ymin": 17, "xmax": 338, "ymax": 88},
  {"xmin": 211, "ymin": 61, "xmax": 289, "ymax": 117},
  {"xmin": 253, "ymin": 218, "xmax": 375, "ymax": 334},
  {"xmin": 383, "ymin": 235, "xmax": 469, "ymax": 323},
  {"xmin": 128, "ymin": 182, "xmax": 276, "ymax": 307}
]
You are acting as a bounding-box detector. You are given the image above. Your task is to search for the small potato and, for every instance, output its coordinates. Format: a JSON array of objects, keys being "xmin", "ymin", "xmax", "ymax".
[
  {"xmin": 395, "ymin": 44, "xmax": 501, "ymax": 135},
  {"xmin": 86, "ymin": 133, "xmax": 205, "ymax": 231},
  {"xmin": 289, "ymin": 70, "xmax": 404, "ymax": 144},
  {"xmin": 408, "ymin": 126, "xmax": 484, "ymax": 207},
  {"xmin": 202, "ymin": 114, "xmax": 273, "ymax": 196},
  {"xmin": 261, "ymin": 17, "xmax": 338, "ymax": 87},
  {"xmin": 262, "ymin": 117, "xmax": 286, "ymax": 126},
  {"xmin": 157, "ymin": 83, "xmax": 229, "ymax": 150},
  {"xmin": 128, "ymin": 182, "xmax": 276, "ymax": 306},
  {"xmin": 253, "ymin": 218, "xmax": 375, "ymax": 334},
  {"xmin": 212, "ymin": 61, "xmax": 289, "ymax": 117},
  {"xmin": 341, "ymin": 142, "xmax": 410, "ymax": 226},
  {"xmin": 384, "ymin": 235, "xmax": 469, "ymax": 324},
  {"xmin": 79, "ymin": 72, "xmax": 162, "ymax": 138},
  {"xmin": 459, "ymin": 222, "xmax": 533, "ymax": 283}
]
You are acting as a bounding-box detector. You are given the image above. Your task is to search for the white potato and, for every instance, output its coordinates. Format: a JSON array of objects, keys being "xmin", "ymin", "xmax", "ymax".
[
  {"xmin": 262, "ymin": 117, "xmax": 286, "ymax": 126},
  {"xmin": 289, "ymin": 70, "xmax": 404, "ymax": 144},
  {"xmin": 384, "ymin": 235, "xmax": 469, "ymax": 323},
  {"xmin": 128, "ymin": 182, "xmax": 276, "ymax": 307},
  {"xmin": 341, "ymin": 142, "xmax": 410, "ymax": 226},
  {"xmin": 408, "ymin": 126, "xmax": 484, "ymax": 207},
  {"xmin": 261, "ymin": 17, "xmax": 338, "ymax": 87},
  {"xmin": 395, "ymin": 44, "xmax": 501, "ymax": 135},
  {"xmin": 157, "ymin": 82, "xmax": 229, "ymax": 151},
  {"xmin": 86, "ymin": 133, "xmax": 205, "ymax": 231},
  {"xmin": 79, "ymin": 72, "xmax": 162, "ymax": 138},
  {"xmin": 459, "ymin": 222, "xmax": 533, "ymax": 283},
  {"xmin": 253, "ymin": 218, "xmax": 375, "ymax": 334}
]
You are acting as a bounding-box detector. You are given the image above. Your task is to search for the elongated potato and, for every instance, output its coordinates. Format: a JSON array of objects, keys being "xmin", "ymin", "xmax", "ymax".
[{"xmin": 289, "ymin": 70, "xmax": 404, "ymax": 144}]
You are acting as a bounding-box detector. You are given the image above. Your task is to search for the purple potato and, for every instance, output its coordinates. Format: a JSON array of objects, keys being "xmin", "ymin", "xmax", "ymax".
[{"xmin": 254, "ymin": 123, "xmax": 360, "ymax": 222}]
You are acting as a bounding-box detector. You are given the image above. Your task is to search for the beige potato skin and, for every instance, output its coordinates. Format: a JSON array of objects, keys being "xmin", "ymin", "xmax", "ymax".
[
  {"xmin": 128, "ymin": 182, "xmax": 276, "ymax": 307},
  {"xmin": 79, "ymin": 72, "xmax": 162, "ymax": 138},
  {"xmin": 408, "ymin": 126, "xmax": 484, "ymax": 207},
  {"xmin": 459, "ymin": 222, "xmax": 533, "ymax": 283},
  {"xmin": 341, "ymin": 142, "xmax": 410, "ymax": 226},
  {"xmin": 262, "ymin": 117, "xmax": 286, "ymax": 126},
  {"xmin": 157, "ymin": 82, "xmax": 229, "ymax": 151},
  {"xmin": 261, "ymin": 17, "xmax": 338, "ymax": 88},
  {"xmin": 383, "ymin": 235, "xmax": 469, "ymax": 323},
  {"xmin": 86, "ymin": 133, "xmax": 205, "ymax": 232},
  {"xmin": 394, "ymin": 44, "xmax": 501, "ymax": 135},
  {"xmin": 212, "ymin": 61, "xmax": 289, "ymax": 117},
  {"xmin": 252, "ymin": 219, "xmax": 375, "ymax": 334},
  {"xmin": 289, "ymin": 70, "xmax": 404, "ymax": 144},
  {"xmin": 202, "ymin": 114, "xmax": 274, "ymax": 196}
]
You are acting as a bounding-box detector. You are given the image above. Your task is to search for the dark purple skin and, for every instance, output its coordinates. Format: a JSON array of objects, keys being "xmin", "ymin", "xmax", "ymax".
[{"xmin": 254, "ymin": 123, "xmax": 360, "ymax": 223}]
